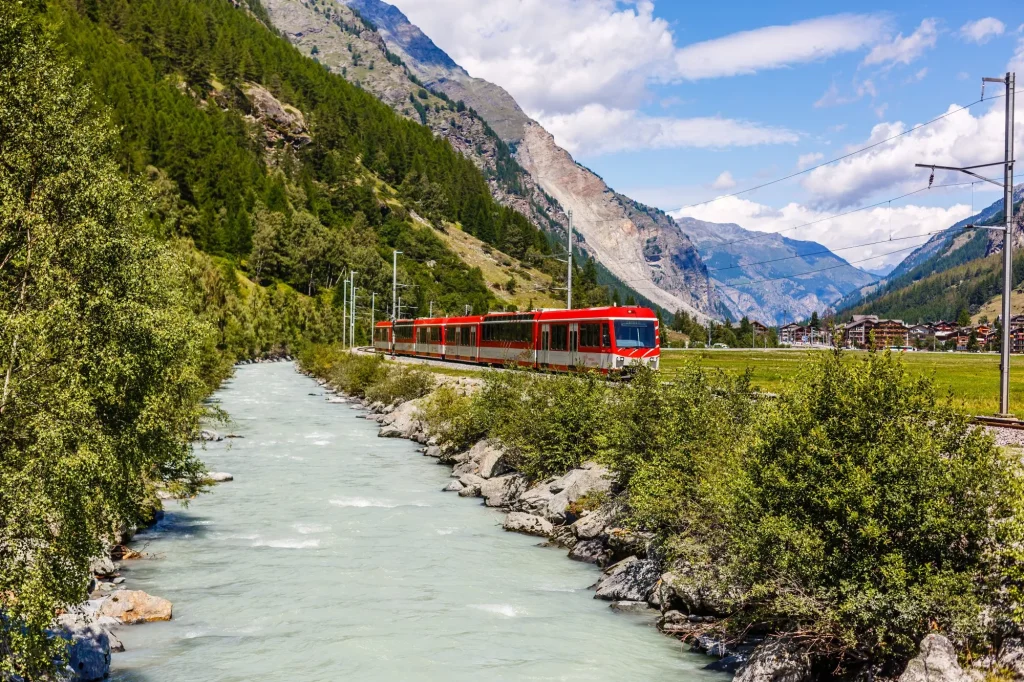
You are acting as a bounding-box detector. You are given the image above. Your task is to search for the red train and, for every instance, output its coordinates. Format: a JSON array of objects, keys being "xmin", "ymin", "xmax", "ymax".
[{"xmin": 372, "ymin": 306, "xmax": 660, "ymax": 372}]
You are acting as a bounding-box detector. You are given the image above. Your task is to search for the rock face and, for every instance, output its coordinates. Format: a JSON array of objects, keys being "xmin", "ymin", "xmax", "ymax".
[
  {"xmin": 734, "ymin": 639, "xmax": 811, "ymax": 682},
  {"xmin": 515, "ymin": 462, "xmax": 612, "ymax": 524},
  {"xmin": 241, "ymin": 83, "xmax": 312, "ymax": 147},
  {"xmin": 594, "ymin": 557, "xmax": 660, "ymax": 602},
  {"xmin": 477, "ymin": 443, "xmax": 511, "ymax": 479},
  {"xmin": 98, "ymin": 590, "xmax": 173, "ymax": 624},
  {"xmin": 503, "ymin": 512, "xmax": 553, "ymax": 537},
  {"xmin": 58, "ymin": 622, "xmax": 113, "ymax": 682},
  {"xmin": 898, "ymin": 635, "xmax": 970, "ymax": 682},
  {"xmin": 568, "ymin": 539, "xmax": 613, "ymax": 566}
]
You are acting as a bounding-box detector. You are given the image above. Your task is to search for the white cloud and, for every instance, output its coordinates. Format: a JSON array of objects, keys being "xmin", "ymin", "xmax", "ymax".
[
  {"xmin": 536, "ymin": 104, "xmax": 799, "ymax": 156},
  {"xmin": 712, "ymin": 171, "xmax": 736, "ymax": 190},
  {"xmin": 1011, "ymin": 36, "xmax": 1024, "ymax": 72},
  {"xmin": 672, "ymin": 195, "xmax": 973, "ymax": 269},
  {"xmin": 906, "ymin": 68, "xmax": 928, "ymax": 83},
  {"xmin": 797, "ymin": 152, "xmax": 824, "ymax": 169},
  {"xmin": 814, "ymin": 79, "xmax": 877, "ymax": 108},
  {"xmin": 959, "ymin": 18, "xmax": 1005, "ymax": 44},
  {"xmin": 672, "ymin": 14, "xmax": 888, "ymax": 80},
  {"xmin": 874, "ymin": 103, "xmax": 889, "ymax": 119},
  {"xmin": 800, "ymin": 99, "xmax": 1024, "ymax": 208},
  {"xmin": 862, "ymin": 18, "xmax": 938, "ymax": 68}
]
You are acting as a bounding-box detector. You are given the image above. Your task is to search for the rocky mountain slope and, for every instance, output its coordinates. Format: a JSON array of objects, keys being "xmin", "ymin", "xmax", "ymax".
[
  {"xmin": 675, "ymin": 217, "xmax": 878, "ymax": 325},
  {"xmin": 838, "ymin": 186, "xmax": 1024, "ymax": 314},
  {"xmin": 265, "ymin": 0, "xmax": 716, "ymax": 319}
]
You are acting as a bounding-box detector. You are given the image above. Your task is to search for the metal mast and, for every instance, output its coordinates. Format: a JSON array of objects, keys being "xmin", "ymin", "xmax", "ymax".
[{"xmin": 567, "ymin": 209, "xmax": 573, "ymax": 310}]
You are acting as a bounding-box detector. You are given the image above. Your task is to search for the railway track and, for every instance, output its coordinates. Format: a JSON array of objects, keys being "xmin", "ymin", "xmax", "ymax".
[{"xmin": 973, "ymin": 415, "xmax": 1024, "ymax": 430}]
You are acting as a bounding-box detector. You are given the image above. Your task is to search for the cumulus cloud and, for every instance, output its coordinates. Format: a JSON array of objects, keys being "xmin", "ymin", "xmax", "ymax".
[
  {"xmin": 672, "ymin": 14, "xmax": 888, "ymax": 80},
  {"xmin": 535, "ymin": 105, "xmax": 799, "ymax": 156},
  {"xmin": 1011, "ymin": 36, "xmax": 1024, "ymax": 72},
  {"xmin": 797, "ymin": 152, "xmax": 824, "ymax": 169},
  {"xmin": 800, "ymin": 100, "xmax": 1024, "ymax": 208},
  {"xmin": 862, "ymin": 18, "xmax": 938, "ymax": 67},
  {"xmin": 673, "ymin": 196, "xmax": 973, "ymax": 269},
  {"xmin": 712, "ymin": 171, "xmax": 736, "ymax": 190},
  {"xmin": 959, "ymin": 17, "xmax": 1005, "ymax": 44}
]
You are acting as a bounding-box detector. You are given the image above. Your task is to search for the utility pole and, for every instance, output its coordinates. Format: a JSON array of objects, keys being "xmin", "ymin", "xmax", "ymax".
[
  {"xmin": 429, "ymin": 301, "xmax": 433, "ymax": 318},
  {"xmin": 398, "ymin": 295, "xmax": 402, "ymax": 320},
  {"xmin": 342, "ymin": 276, "xmax": 348, "ymax": 348},
  {"xmin": 566, "ymin": 209, "xmax": 573, "ymax": 310},
  {"xmin": 706, "ymin": 270, "xmax": 713, "ymax": 347},
  {"xmin": 916, "ymin": 71, "xmax": 1015, "ymax": 414},
  {"xmin": 371, "ymin": 292, "xmax": 375, "ymax": 340},
  {"xmin": 392, "ymin": 250, "xmax": 402, "ymax": 322},
  {"xmin": 350, "ymin": 271, "xmax": 357, "ymax": 347}
]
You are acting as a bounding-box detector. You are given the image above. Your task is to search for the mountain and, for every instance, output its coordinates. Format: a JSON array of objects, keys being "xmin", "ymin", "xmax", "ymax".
[
  {"xmin": 837, "ymin": 187, "xmax": 1024, "ymax": 315},
  {"xmin": 675, "ymin": 218, "xmax": 878, "ymax": 325},
  {"xmin": 265, "ymin": 0, "xmax": 717, "ymax": 319}
]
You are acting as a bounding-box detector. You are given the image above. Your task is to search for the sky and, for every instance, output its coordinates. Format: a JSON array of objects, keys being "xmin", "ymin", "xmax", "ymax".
[{"xmin": 383, "ymin": 0, "xmax": 1024, "ymax": 272}]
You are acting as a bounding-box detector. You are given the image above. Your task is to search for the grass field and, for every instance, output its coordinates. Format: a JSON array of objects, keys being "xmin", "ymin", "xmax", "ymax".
[{"xmin": 662, "ymin": 349, "xmax": 1024, "ymax": 417}]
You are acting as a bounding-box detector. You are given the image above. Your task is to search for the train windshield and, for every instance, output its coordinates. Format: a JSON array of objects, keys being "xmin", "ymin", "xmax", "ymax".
[{"xmin": 614, "ymin": 320, "xmax": 656, "ymax": 349}]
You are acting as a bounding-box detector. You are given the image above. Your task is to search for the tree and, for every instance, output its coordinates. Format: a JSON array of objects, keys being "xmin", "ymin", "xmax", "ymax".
[
  {"xmin": 810, "ymin": 310, "xmax": 820, "ymax": 329},
  {"xmin": 0, "ymin": 7, "xmax": 208, "ymax": 675},
  {"xmin": 958, "ymin": 308, "xmax": 972, "ymax": 327}
]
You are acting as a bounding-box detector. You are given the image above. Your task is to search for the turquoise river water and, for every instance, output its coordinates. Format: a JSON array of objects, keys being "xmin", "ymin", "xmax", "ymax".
[{"xmin": 109, "ymin": 362, "xmax": 720, "ymax": 681}]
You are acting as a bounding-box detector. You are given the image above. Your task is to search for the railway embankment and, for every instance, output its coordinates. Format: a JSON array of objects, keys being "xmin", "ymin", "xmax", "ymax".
[{"xmin": 300, "ymin": 344, "xmax": 1024, "ymax": 682}]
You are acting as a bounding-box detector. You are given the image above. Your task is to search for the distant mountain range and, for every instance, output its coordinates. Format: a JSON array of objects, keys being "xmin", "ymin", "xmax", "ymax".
[{"xmin": 675, "ymin": 217, "xmax": 878, "ymax": 325}]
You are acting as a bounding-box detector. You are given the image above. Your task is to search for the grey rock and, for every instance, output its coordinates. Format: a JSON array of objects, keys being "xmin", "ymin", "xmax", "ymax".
[
  {"xmin": 515, "ymin": 462, "xmax": 612, "ymax": 524},
  {"xmin": 503, "ymin": 512, "xmax": 553, "ymax": 537},
  {"xmin": 424, "ymin": 445, "xmax": 442, "ymax": 458},
  {"xmin": 377, "ymin": 399, "xmax": 425, "ymax": 439},
  {"xmin": 112, "ymin": 577, "xmax": 125, "ymax": 585},
  {"xmin": 458, "ymin": 483, "xmax": 482, "ymax": 497},
  {"xmin": 198, "ymin": 429, "xmax": 222, "ymax": 442},
  {"xmin": 594, "ymin": 556, "xmax": 660, "ymax": 602},
  {"xmin": 480, "ymin": 474, "xmax": 528, "ymax": 508},
  {"xmin": 207, "ymin": 472, "xmax": 233, "ymax": 483},
  {"xmin": 655, "ymin": 570, "xmax": 732, "ymax": 616},
  {"xmin": 609, "ymin": 600, "xmax": 653, "ymax": 613},
  {"xmin": 56, "ymin": 621, "xmax": 113, "ymax": 681},
  {"xmin": 89, "ymin": 557, "xmax": 117, "ymax": 578},
  {"xmin": 548, "ymin": 524, "xmax": 578, "ymax": 549},
  {"xmin": 998, "ymin": 638, "xmax": 1024, "ymax": 678},
  {"xmin": 442, "ymin": 480, "xmax": 465, "ymax": 492},
  {"xmin": 705, "ymin": 655, "xmax": 746, "ymax": 674},
  {"xmin": 567, "ymin": 538, "xmax": 612, "ymax": 566},
  {"xmin": 734, "ymin": 639, "xmax": 811, "ymax": 682},
  {"xmin": 572, "ymin": 506, "xmax": 614, "ymax": 540},
  {"xmin": 898, "ymin": 635, "xmax": 969, "ymax": 682},
  {"xmin": 477, "ymin": 443, "xmax": 511, "ymax": 479}
]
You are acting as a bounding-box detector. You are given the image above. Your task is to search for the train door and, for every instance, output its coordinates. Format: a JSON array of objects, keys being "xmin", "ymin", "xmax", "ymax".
[
  {"xmin": 569, "ymin": 323, "xmax": 580, "ymax": 368},
  {"xmin": 540, "ymin": 324, "xmax": 550, "ymax": 367},
  {"xmin": 470, "ymin": 326, "xmax": 478, "ymax": 362}
]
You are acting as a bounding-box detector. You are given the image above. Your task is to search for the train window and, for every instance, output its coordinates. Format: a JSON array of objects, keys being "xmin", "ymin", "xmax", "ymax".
[
  {"xmin": 462, "ymin": 326, "xmax": 474, "ymax": 345},
  {"xmin": 394, "ymin": 323, "xmax": 414, "ymax": 342},
  {"xmin": 614, "ymin": 320, "xmax": 656, "ymax": 348},
  {"xmin": 602, "ymin": 323, "xmax": 611, "ymax": 348},
  {"xmin": 428, "ymin": 326, "xmax": 442, "ymax": 343},
  {"xmin": 482, "ymin": 315, "xmax": 534, "ymax": 343},
  {"xmin": 579, "ymin": 323, "xmax": 601, "ymax": 348},
  {"xmin": 550, "ymin": 324, "xmax": 568, "ymax": 351}
]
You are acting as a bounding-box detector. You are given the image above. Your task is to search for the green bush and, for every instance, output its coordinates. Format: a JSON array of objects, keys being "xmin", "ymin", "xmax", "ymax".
[
  {"xmin": 364, "ymin": 365, "xmax": 434, "ymax": 405},
  {"xmin": 416, "ymin": 384, "xmax": 486, "ymax": 453},
  {"xmin": 719, "ymin": 349, "xmax": 1023, "ymax": 666}
]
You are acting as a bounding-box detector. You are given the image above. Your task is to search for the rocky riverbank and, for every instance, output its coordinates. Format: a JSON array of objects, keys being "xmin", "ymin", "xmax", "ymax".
[{"xmin": 313, "ymin": 373, "xmax": 1024, "ymax": 682}]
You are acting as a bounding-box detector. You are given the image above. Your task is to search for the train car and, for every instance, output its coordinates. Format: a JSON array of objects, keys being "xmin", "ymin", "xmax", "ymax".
[
  {"xmin": 444, "ymin": 315, "xmax": 482, "ymax": 363},
  {"xmin": 413, "ymin": 318, "xmax": 447, "ymax": 359},
  {"xmin": 371, "ymin": 306, "xmax": 659, "ymax": 373}
]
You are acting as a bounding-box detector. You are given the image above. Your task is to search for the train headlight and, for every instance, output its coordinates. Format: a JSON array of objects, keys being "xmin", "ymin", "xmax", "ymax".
[{"xmin": 616, "ymin": 357, "xmax": 625, "ymax": 368}]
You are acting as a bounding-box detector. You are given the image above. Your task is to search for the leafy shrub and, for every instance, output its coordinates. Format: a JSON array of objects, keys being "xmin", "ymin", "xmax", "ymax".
[
  {"xmin": 364, "ymin": 365, "xmax": 434, "ymax": 404},
  {"xmin": 719, "ymin": 349, "xmax": 1024, "ymax": 667},
  {"xmin": 416, "ymin": 384, "xmax": 486, "ymax": 454}
]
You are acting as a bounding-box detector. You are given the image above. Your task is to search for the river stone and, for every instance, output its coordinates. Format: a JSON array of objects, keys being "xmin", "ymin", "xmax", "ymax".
[
  {"xmin": 898, "ymin": 635, "xmax": 970, "ymax": 682},
  {"xmin": 515, "ymin": 462, "xmax": 612, "ymax": 524},
  {"xmin": 377, "ymin": 399, "xmax": 424, "ymax": 439},
  {"xmin": 98, "ymin": 590, "xmax": 172, "ymax": 624},
  {"xmin": 89, "ymin": 556, "xmax": 117, "ymax": 578},
  {"xmin": 58, "ymin": 622, "xmax": 113, "ymax": 681},
  {"xmin": 572, "ymin": 506, "xmax": 614, "ymax": 540},
  {"xmin": 568, "ymin": 538, "xmax": 612, "ymax": 566},
  {"xmin": 503, "ymin": 512, "xmax": 553, "ymax": 537},
  {"xmin": 198, "ymin": 429, "xmax": 223, "ymax": 442},
  {"xmin": 424, "ymin": 445, "xmax": 442, "ymax": 458},
  {"xmin": 481, "ymin": 474, "xmax": 528, "ymax": 508},
  {"xmin": 609, "ymin": 600, "xmax": 653, "ymax": 613},
  {"xmin": 594, "ymin": 556, "xmax": 660, "ymax": 602},
  {"xmin": 477, "ymin": 443, "xmax": 511, "ymax": 479},
  {"xmin": 207, "ymin": 472, "xmax": 233, "ymax": 482},
  {"xmin": 734, "ymin": 639, "xmax": 811, "ymax": 682},
  {"xmin": 442, "ymin": 480, "xmax": 465, "ymax": 492}
]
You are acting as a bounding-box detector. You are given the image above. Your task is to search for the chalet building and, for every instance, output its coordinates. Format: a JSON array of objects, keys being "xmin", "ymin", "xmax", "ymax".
[
  {"xmin": 1013, "ymin": 329, "xmax": 1024, "ymax": 354},
  {"xmin": 908, "ymin": 324, "xmax": 934, "ymax": 341},
  {"xmin": 842, "ymin": 315, "xmax": 909, "ymax": 349},
  {"xmin": 780, "ymin": 323, "xmax": 806, "ymax": 345},
  {"xmin": 751, "ymin": 321, "xmax": 769, "ymax": 335}
]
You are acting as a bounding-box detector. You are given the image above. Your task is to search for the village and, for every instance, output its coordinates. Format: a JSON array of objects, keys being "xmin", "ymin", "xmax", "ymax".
[{"xmin": 772, "ymin": 314, "xmax": 1024, "ymax": 352}]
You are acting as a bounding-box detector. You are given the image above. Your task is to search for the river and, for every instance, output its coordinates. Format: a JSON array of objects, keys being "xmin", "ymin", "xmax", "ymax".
[{"xmin": 110, "ymin": 362, "xmax": 721, "ymax": 681}]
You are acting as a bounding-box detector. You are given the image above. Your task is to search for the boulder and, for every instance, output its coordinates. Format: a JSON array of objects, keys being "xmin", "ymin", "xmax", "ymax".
[
  {"xmin": 609, "ymin": 600, "xmax": 653, "ymax": 613},
  {"xmin": 198, "ymin": 429, "xmax": 222, "ymax": 442},
  {"xmin": 442, "ymin": 480, "xmax": 465, "ymax": 493},
  {"xmin": 377, "ymin": 399, "xmax": 423, "ymax": 439},
  {"xmin": 89, "ymin": 556, "xmax": 117, "ymax": 578},
  {"xmin": 607, "ymin": 527, "xmax": 654, "ymax": 560},
  {"xmin": 572, "ymin": 506, "xmax": 614, "ymax": 540},
  {"xmin": 734, "ymin": 639, "xmax": 811, "ymax": 682},
  {"xmin": 477, "ymin": 443, "xmax": 511, "ymax": 479},
  {"xmin": 594, "ymin": 556, "xmax": 661, "ymax": 602},
  {"xmin": 58, "ymin": 622, "xmax": 113, "ymax": 681},
  {"xmin": 655, "ymin": 570, "xmax": 732, "ymax": 616},
  {"xmin": 207, "ymin": 472, "xmax": 233, "ymax": 483},
  {"xmin": 998, "ymin": 638, "xmax": 1024, "ymax": 678},
  {"xmin": 898, "ymin": 635, "xmax": 970, "ymax": 682},
  {"xmin": 503, "ymin": 512, "xmax": 553, "ymax": 537},
  {"xmin": 549, "ymin": 525, "xmax": 578, "ymax": 549},
  {"xmin": 480, "ymin": 474, "xmax": 528, "ymax": 508},
  {"xmin": 515, "ymin": 462, "xmax": 612, "ymax": 524},
  {"xmin": 568, "ymin": 539, "xmax": 613, "ymax": 566},
  {"xmin": 97, "ymin": 590, "xmax": 172, "ymax": 624},
  {"xmin": 424, "ymin": 445, "xmax": 442, "ymax": 458}
]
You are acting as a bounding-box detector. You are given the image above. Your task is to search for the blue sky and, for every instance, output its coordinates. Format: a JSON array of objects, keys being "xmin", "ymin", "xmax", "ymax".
[{"xmin": 387, "ymin": 0, "xmax": 1023, "ymax": 270}]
